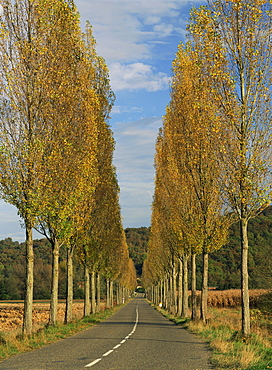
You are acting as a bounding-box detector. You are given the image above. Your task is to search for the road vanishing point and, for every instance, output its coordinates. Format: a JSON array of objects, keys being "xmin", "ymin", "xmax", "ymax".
[{"xmin": 0, "ymin": 297, "xmax": 213, "ymax": 369}]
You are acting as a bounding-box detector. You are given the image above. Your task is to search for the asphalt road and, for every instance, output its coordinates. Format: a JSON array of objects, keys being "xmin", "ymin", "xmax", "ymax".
[{"xmin": 0, "ymin": 297, "xmax": 213, "ymax": 369}]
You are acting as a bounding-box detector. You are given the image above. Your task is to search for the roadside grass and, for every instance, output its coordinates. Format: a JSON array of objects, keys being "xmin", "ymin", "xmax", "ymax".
[
  {"xmin": 153, "ymin": 293, "xmax": 272, "ymax": 370},
  {"xmin": 0, "ymin": 305, "xmax": 122, "ymax": 362}
]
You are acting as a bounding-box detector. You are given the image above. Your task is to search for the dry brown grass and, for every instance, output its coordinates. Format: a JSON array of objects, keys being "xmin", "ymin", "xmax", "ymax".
[
  {"xmin": 187, "ymin": 304, "xmax": 272, "ymax": 370},
  {"xmin": 239, "ymin": 346, "xmax": 262, "ymax": 368},
  {"xmin": 0, "ymin": 301, "xmax": 104, "ymax": 333},
  {"xmin": 191, "ymin": 289, "xmax": 270, "ymax": 308}
]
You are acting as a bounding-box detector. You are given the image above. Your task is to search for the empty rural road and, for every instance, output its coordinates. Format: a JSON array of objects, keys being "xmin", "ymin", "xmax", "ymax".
[{"xmin": 0, "ymin": 297, "xmax": 213, "ymax": 369}]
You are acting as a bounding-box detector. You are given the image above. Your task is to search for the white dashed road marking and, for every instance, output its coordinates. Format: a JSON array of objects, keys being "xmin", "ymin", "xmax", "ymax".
[{"xmin": 85, "ymin": 305, "xmax": 139, "ymax": 368}]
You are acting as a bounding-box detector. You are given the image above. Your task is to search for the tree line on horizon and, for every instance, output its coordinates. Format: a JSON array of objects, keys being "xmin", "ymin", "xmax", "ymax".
[
  {"xmin": 0, "ymin": 211, "xmax": 271, "ymax": 303},
  {"xmin": 142, "ymin": 0, "xmax": 271, "ymax": 339},
  {"xmin": 0, "ymin": 0, "xmax": 136, "ymax": 335}
]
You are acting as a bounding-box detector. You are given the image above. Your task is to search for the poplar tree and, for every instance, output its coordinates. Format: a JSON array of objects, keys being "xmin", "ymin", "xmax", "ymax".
[
  {"xmin": 164, "ymin": 44, "xmax": 232, "ymax": 322},
  {"xmin": 0, "ymin": 0, "xmax": 73, "ymax": 334},
  {"xmin": 64, "ymin": 22, "xmax": 115, "ymax": 323},
  {"xmin": 188, "ymin": 0, "xmax": 271, "ymax": 336},
  {"xmin": 32, "ymin": 0, "xmax": 99, "ymax": 326}
]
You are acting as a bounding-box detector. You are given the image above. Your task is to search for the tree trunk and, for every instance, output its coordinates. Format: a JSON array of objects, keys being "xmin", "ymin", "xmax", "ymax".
[
  {"xmin": 160, "ymin": 280, "xmax": 163, "ymax": 305},
  {"xmin": 172, "ymin": 259, "xmax": 177, "ymax": 315},
  {"xmin": 116, "ymin": 281, "xmax": 120, "ymax": 305},
  {"xmin": 169, "ymin": 269, "xmax": 173, "ymax": 311},
  {"xmin": 156, "ymin": 284, "xmax": 160, "ymax": 306},
  {"xmin": 177, "ymin": 258, "xmax": 183, "ymax": 317},
  {"xmin": 65, "ymin": 245, "xmax": 74, "ymax": 323},
  {"xmin": 182, "ymin": 253, "xmax": 189, "ymax": 318},
  {"xmin": 200, "ymin": 251, "xmax": 209, "ymax": 323},
  {"xmin": 191, "ymin": 253, "xmax": 197, "ymax": 321},
  {"xmin": 22, "ymin": 222, "xmax": 34, "ymax": 335},
  {"xmin": 110, "ymin": 279, "xmax": 114, "ymax": 307},
  {"xmin": 96, "ymin": 273, "xmax": 101, "ymax": 312},
  {"xmin": 106, "ymin": 278, "xmax": 110, "ymax": 308},
  {"xmin": 241, "ymin": 218, "xmax": 250, "ymax": 337},
  {"xmin": 123, "ymin": 286, "xmax": 126, "ymax": 302},
  {"xmin": 49, "ymin": 238, "xmax": 60, "ymax": 326},
  {"xmin": 84, "ymin": 265, "xmax": 90, "ymax": 316},
  {"xmin": 163, "ymin": 276, "xmax": 168, "ymax": 309},
  {"xmin": 91, "ymin": 270, "xmax": 96, "ymax": 314}
]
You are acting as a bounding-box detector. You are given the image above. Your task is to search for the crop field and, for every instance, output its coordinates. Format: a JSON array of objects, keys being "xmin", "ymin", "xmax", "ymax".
[
  {"xmin": 0, "ymin": 301, "xmax": 86, "ymax": 332},
  {"xmin": 206, "ymin": 289, "xmax": 271, "ymax": 308}
]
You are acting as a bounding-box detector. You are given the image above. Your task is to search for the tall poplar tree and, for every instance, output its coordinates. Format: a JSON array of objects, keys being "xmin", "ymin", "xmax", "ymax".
[
  {"xmin": 0, "ymin": 0, "xmax": 64, "ymax": 334},
  {"xmin": 35, "ymin": 1, "xmax": 99, "ymax": 326},
  {"xmin": 188, "ymin": 0, "xmax": 271, "ymax": 336},
  {"xmin": 164, "ymin": 44, "xmax": 232, "ymax": 322}
]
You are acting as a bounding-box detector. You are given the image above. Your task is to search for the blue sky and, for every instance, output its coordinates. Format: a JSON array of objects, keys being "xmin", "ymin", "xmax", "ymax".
[{"xmin": 0, "ymin": 0, "xmax": 205, "ymax": 241}]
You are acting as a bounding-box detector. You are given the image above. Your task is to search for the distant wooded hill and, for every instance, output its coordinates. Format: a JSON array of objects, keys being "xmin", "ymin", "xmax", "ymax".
[
  {"xmin": 125, "ymin": 226, "xmax": 150, "ymax": 277},
  {"xmin": 0, "ymin": 207, "xmax": 271, "ymax": 299},
  {"xmin": 125, "ymin": 207, "xmax": 272, "ymax": 289}
]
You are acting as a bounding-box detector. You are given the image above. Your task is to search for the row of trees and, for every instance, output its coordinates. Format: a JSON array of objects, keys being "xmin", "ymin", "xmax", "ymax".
[
  {"xmin": 143, "ymin": 0, "xmax": 271, "ymax": 338},
  {"xmin": 0, "ymin": 0, "xmax": 136, "ymax": 334},
  {"xmin": 1, "ymin": 208, "xmax": 271, "ymax": 301}
]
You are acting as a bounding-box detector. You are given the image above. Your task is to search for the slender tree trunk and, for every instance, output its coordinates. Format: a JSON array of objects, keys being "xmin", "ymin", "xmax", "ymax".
[
  {"xmin": 239, "ymin": 73, "xmax": 250, "ymax": 337},
  {"xmin": 200, "ymin": 251, "xmax": 209, "ymax": 323},
  {"xmin": 163, "ymin": 276, "xmax": 167, "ymax": 309},
  {"xmin": 65, "ymin": 245, "xmax": 74, "ymax": 323},
  {"xmin": 84, "ymin": 265, "xmax": 90, "ymax": 316},
  {"xmin": 173, "ymin": 259, "xmax": 177, "ymax": 315},
  {"xmin": 91, "ymin": 270, "xmax": 96, "ymax": 314},
  {"xmin": 121, "ymin": 284, "xmax": 124, "ymax": 303},
  {"xmin": 110, "ymin": 279, "xmax": 114, "ymax": 307},
  {"xmin": 182, "ymin": 253, "xmax": 189, "ymax": 318},
  {"xmin": 241, "ymin": 218, "xmax": 250, "ymax": 337},
  {"xmin": 148, "ymin": 286, "xmax": 152, "ymax": 301},
  {"xmin": 22, "ymin": 222, "xmax": 34, "ymax": 335},
  {"xmin": 49, "ymin": 238, "xmax": 60, "ymax": 326},
  {"xmin": 191, "ymin": 253, "xmax": 197, "ymax": 321},
  {"xmin": 169, "ymin": 269, "xmax": 173, "ymax": 311},
  {"xmin": 177, "ymin": 258, "xmax": 183, "ymax": 317},
  {"xmin": 160, "ymin": 280, "xmax": 163, "ymax": 305},
  {"xmin": 96, "ymin": 273, "xmax": 101, "ymax": 312},
  {"xmin": 122, "ymin": 286, "xmax": 125, "ymax": 303},
  {"xmin": 106, "ymin": 278, "xmax": 110, "ymax": 308},
  {"xmin": 156, "ymin": 284, "xmax": 160, "ymax": 306},
  {"xmin": 116, "ymin": 281, "xmax": 120, "ymax": 305}
]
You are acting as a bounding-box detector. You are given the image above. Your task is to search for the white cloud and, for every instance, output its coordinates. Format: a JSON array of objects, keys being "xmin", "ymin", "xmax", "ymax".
[
  {"xmin": 111, "ymin": 105, "xmax": 143, "ymax": 115},
  {"xmin": 75, "ymin": 0, "xmax": 202, "ymax": 62},
  {"xmin": 153, "ymin": 23, "xmax": 175, "ymax": 37},
  {"xmin": 144, "ymin": 16, "xmax": 161, "ymax": 25},
  {"xmin": 109, "ymin": 62, "xmax": 170, "ymax": 92}
]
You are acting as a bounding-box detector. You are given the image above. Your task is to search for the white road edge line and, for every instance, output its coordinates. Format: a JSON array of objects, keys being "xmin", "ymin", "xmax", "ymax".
[{"xmin": 85, "ymin": 304, "xmax": 139, "ymax": 368}]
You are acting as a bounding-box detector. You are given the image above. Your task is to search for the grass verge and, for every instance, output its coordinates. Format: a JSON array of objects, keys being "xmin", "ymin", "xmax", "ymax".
[
  {"xmin": 0, "ymin": 305, "xmax": 123, "ymax": 362},
  {"xmin": 153, "ymin": 303, "xmax": 272, "ymax": 370}
]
